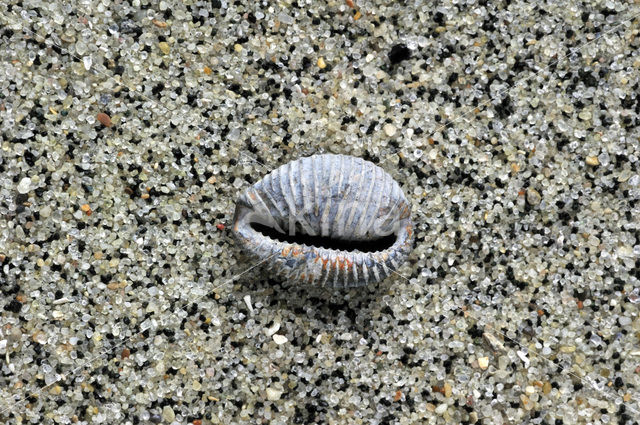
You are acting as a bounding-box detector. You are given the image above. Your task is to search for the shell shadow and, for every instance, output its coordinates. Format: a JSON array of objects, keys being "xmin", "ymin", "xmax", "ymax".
[{"xmin": 232, "ymin": 259, "xmax": 397, "ymax": 335}]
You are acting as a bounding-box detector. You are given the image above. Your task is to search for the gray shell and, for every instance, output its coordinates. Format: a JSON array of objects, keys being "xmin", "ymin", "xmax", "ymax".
[{"xmin": 232, "ymin": 154, "xmax": 413, "ymax": 287}]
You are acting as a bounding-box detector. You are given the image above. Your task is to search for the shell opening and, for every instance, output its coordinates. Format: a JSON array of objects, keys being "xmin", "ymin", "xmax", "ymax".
[{"xmin": 250, "ymin": 222, "xmax": 398, "ymax": 253}]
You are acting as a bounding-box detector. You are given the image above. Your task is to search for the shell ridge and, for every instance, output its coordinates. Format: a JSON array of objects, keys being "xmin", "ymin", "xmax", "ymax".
[
  {"xmin": 353, "ymin": 164, "xmax": 377, "ymax": 238},
  {"xmin": 268, "ymin": 170, "xmax": 291, "ymax": 230},
  {"xmin": 389, "ymin": 256, "xmax": 399, "ymax": 270},
  {"xmin": 312, "ymin": 251, "xmax": 324, "ymax": 286},
  {"xmin": 351, "ymin": 255, "xmax": 359, "ymax": 287},
  {"xmin": 295, "ymin": 157, "xmax": 317, "ymax": 236},
  {"xmin": 332, "ymin": 156, "xmax": 354, "ymax": 238},
  {"xmin": 335, "ymin": 254, "xmax": 344, "ymax": 288},
  {"xmin": 362, "ymin": 266, "xmax": 369, "ymax": 286},
  {"xmin": 326, "ymin": 250, "xmax": 336, "ymax": 287},
  {"xmin": 354, "ymin": 161, "xmax": 381, "ymax": 238},
  {"xmin": 305, "ymin": 157, "xmax": 320, "ymax": 235},
  {"xmin": 361, "ymin": 255, "xmax": 369, "ymax": 286},
  {"xmin": 278, "ymin": 163, "xmax": 296, "ymax": 235},
  {"xmin": 261, "ymin": 175, "xmax": 287, "ymax": 223},
  {"xmin": 377, "ymin": 254, "xmax": 391, "ymax": 278},
  {"xmin": 328, "ymin": 155, "xmax": 346, "ymax": 238},
  {"xmin": 318, "ymin": 250, "xmax": 331, "ymax": 287},
  {"xmin": 343, "ymin": 157, "xmax": 368, "ymax": 239},
  {"xmin": 250, "ymin": 187, "xmax": 279, "ymax": 229},
  {"xmin": 299, "ymin": 158, "xmax": 311, "ymax": 234},
  {"xmin": 371, "ymin": 260, "xmax": 381, "ymax": 282},
  {"xmin": 289, "ymin": 159, "xmax": 302, "ymax": 232},
  {"xmin": 262, "ymin": 188, "xmax": 286, "ymax": 229},
  {"xmin": 319, "ymin": 156, "xmax": 334, "ymax": 237},
  {"xmin": 377, "ymin": 183, "xmax": 403, "ymax": 235},
  {"xmin": 311, "ymin": 155, "xmax": 320, "ymax": 218},
  {"xmin": 363, "ymin": 167, "xmax": 392, "ymax": 238}
]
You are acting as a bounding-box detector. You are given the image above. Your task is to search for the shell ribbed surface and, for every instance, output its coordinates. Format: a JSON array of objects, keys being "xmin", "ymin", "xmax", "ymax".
[{"xmin": 232, "ymin": 154, "xmax": 413, "ymax": 287}]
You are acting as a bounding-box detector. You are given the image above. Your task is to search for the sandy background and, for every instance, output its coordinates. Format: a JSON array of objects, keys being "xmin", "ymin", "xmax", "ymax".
[{"xmin": 1, "ymin": 0, "xmax": 640, "ymax": 424}]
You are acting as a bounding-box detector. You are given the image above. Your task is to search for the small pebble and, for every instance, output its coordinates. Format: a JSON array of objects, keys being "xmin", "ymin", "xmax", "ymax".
[
  {"xmin": 40, "ymin": 205, "xmax": 52, "ymax": 218},
  {"xmin": 243, "ymin": 294, "xmax": 254, "ymax": 315},
  {"xmin": 483, "ymin": 332, "xmax": 505, "ymax": 352},
  {"xmin": 266, "ymin": 322, "xmax": 280, "ymax": 337},
  {"xmin": 578, "ymin": 109, "xmax": 591, "ymax": 121},
  {"xmin": 272, "ymin": 334, "xmax": 288, "ymax": 345},
  {"xmin": 618, "ymin": 316, "xmax": 632, "ymax": 326},
  {"xmin": 266, "ymin": 387, "xmax": 283, "ymax": 401},
  {"xmin": 52, "ymin": 297, "xmax": 71, "ymax": 305},
  {"xmin": 520, "ymin": 394, "xmax": 532, "ymax": 410},
  {"xmin": 158, "ymin": 42, "xmax": 171, "ymax": 55},
  {"xmin": 585, "ymin": 156, "xmax": 599, "ymax": 166},
  {"xmin": 443, "ymin": 382, "xmax": 452, "ymax": 397},
  {"xmin": 317, "ymin": 57, "xmax": 326, "ymax": 69},
  {"xmin": 383, "ymin": 123, "xmax": 396, "ymax": 137},
  {"xmin": 17, "ymin": 177, "xmax": 31, "ymax": 194},
  {"xmin": 162, "ymin": 406, "xmax": 175, "ymax": 422},
  {"xmin": 388, "ymin": 44, "xmax": 411, "ymax": 64},
  {"xmin": 96, "ymin": 112, "xmax": 112, "ymax": 127},
  {"xmin": 152, "ymin": 19, "xmax": 167, "ymax": 28},
  {"xmin": 559, "ymin": 345, "xmax": 576, "ymax": 353},
  {"xmin": 517, "ymin": 351, "xmax": 530, "ymax": 367},
  {"xmin": 477, "ymin": 357, "xmax": 489, "ymax": 370},
  {"xmin": 526, "ymin": 188, "xmax": 541, "ymax": 206},
  {"xmin": 435, "ymin": 403, "xmax": 448, "ymax": 415}
]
